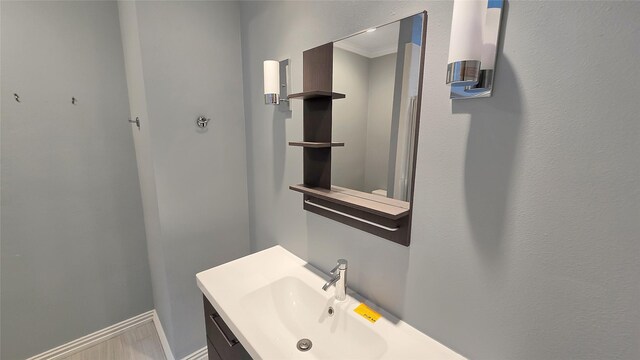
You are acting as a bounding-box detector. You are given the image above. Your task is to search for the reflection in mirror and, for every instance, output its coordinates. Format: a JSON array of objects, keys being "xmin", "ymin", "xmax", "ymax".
[{"xmin": 332, "ymin": 13, "xmax": 424, "ymax": 202}]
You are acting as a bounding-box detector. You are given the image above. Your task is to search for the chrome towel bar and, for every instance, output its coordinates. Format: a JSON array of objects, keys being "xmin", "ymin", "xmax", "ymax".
[{"xmin": 304, "ymin": 200, "xmax": 399, "ymax": 232}]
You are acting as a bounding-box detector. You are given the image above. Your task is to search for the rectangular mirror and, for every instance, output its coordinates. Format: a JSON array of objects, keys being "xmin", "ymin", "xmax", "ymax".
[
  {"xmin": 332, "ymin": 12, "xmax": 425, "ymax": 202},
  {"xmin": 289, "ymin": 12, "xmax": 426, "ymax": 246}
]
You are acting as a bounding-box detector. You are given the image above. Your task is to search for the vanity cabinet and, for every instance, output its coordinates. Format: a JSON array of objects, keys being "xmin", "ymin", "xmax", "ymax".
[{"xmin": 203, "ymin": 295, "xmax": 252, "ymax": 360}]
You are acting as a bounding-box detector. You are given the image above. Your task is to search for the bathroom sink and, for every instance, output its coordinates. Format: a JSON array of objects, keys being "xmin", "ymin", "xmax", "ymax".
[
  {"xmin": 240, "ymin": 276, "xmax": 386, "ymax": 359},
  {"xmin": 197, "ymin": 246, "xmax": 465, "ymax": 359}
]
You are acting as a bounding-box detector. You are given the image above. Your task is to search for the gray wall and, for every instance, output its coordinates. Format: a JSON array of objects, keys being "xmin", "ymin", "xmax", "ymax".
[
  {"xmin": 332, "ymin": 47, "xmax": 369, "ymax": 190},
  {"xmin": 119, "ymin": 1, "xmax": 251, "ymax": 358},
  {"xmin": 240, "ymin": 1, "xmax": 640, "ymax": 359},
  {"xmin": 0, "ymin": 2, "xmax": 153, "ymax": 359},
  {"xmin": 333, "ymin": 49, "xmax": 396, "ymax": 194},
  {"xmin": 117, "ymin": 2, "xmax": 172, "ymax": 357},
  {"xmin": 364, "ymin": 53, "xmax": 396, "ymax": 194}
]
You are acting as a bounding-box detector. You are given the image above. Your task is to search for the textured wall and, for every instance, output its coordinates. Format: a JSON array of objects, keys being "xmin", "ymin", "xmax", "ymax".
[
  {"xmin": 117, "ymin": 1, "xmax": 173, "ymax": 356},
  {"xmin": 118, "ymin": 1, "xmax": 251, "ymax": 357},
  {"xmin": 365, "ymin": 53, "xmax": 396, "ymax": 194},
  {"xmin": 332, "ymin": 47, "xmax": 369, "ymax": 190},
  {"xmin": 1, "ymin": 2, "xmax": 153, "ymax": 359},
  {"xmin": 240, "ymin": 1, "xmax": 640, "ymax": 359},
  {"xmin": 333, "ymin": 48, "xmax": 396, "ymax": 195}
]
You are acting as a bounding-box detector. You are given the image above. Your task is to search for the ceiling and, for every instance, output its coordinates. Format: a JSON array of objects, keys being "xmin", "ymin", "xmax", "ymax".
[{"xmin": 334, "ymin": 22, "xmax": 399, "ymax": 58}]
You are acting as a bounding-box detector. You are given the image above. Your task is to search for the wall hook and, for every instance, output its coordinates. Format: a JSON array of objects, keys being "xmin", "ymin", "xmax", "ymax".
[
  {"xmin": 72, "ymin": 97, "xmax": 77, "ymax": 105},
  {"xmin": 196, "ymin": 116, "xmax": 210, "ymax": 128},
  {"xmin": 128, "ymin": 116, "xmax": 140, "ymax": 130},
  {"xmin": 14, "ymin": 93, "xmax": 20, "ymax": 103}
]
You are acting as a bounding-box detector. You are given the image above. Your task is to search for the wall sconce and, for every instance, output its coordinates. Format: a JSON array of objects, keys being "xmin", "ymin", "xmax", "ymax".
[
  {"xmin": 263, "ymin": 59, "xmax": 290, "ymax": 108},
  {"xmin": 446, "ymin": 0, "xmax": 504, "ymax": 99}
]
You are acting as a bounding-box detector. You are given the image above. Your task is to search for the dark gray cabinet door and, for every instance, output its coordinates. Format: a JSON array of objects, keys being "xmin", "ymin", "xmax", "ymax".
[{"xmin": 203, "ymin": 295, "xmax": 252, "ymax": 360}]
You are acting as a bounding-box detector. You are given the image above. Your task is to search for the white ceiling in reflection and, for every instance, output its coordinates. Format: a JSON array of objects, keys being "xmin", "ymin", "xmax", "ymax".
[{"xmin": 335, "ymin": 22, "xmax": 400, "ymax": 59}]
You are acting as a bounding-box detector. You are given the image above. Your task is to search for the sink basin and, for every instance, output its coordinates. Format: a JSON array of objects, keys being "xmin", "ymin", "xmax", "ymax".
[
  {"xmin": 197, "ymin": 246, "xmax": 465, "ymax": 360},
  {"xmin": 241, "ymin": 276, "xmax": 387, "ymax": 359}
]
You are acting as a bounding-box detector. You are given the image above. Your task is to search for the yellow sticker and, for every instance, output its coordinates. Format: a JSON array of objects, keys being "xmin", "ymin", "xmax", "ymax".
[{"xmin": 354, "ymin": 303, "xmax": 381, "ymax": 323}]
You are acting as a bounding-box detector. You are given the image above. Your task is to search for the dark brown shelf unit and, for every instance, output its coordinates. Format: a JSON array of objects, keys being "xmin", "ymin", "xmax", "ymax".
[
  {"xmin": 289, "ymin": 184, "xmax": 409, "ymax": 220},
  {"xmin": 291, "ymin": 185, "xmax": 410, "ymax": 246},
  {"xmin": 288, "ymin": 141, "xmax": 344, "ymax": 148},
  {"xmin": 287, "ymin": 91, "xmax": 346, "ymax": 100},
  {"xmin": 296, "ymin": 42, "xmax": 336, "ymax": 189}
]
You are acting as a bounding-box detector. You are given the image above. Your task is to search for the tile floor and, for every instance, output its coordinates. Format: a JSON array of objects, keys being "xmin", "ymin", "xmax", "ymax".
[{"xmin": 60, "ymin": 322, "xmax": 166, "ymax": 360}]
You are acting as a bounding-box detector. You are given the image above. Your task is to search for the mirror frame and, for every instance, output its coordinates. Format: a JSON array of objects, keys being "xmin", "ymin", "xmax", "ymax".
[{"xmin": 288, "ymin": 11, "xmax": 427, "ymax": 246}]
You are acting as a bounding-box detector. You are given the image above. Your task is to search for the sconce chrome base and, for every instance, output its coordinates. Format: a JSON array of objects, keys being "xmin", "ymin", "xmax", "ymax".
[
  {"xmin": 474, "ymin": 69, "xmax": 493, "ymax": 90},
  {"xmin": 265, "ymin": 93, "xmax": 291, "ymax": 106},
  {"xmin": 446, "ymin": 60, "xmax": 481, "ymax": 87},
  {"xmin": 265, "ymin": 93, "xmax": 280, "ymax": 105},
  {"xmin": 450, "ymin": 69, "xmax": 495, "ymax": 99}
]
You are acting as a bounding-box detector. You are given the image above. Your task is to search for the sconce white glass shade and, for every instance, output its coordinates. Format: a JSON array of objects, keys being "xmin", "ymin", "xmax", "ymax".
[
  {"xmin": 448, "ymin": 0, "xmax": 487, "ymax": 64},
  {"xmin": 446, "ymin": 0, "xmax": 488, "ymax": 86},
  {"xmin": 263, "ymin": 60, "xmax": 280, "ymax": 95},
  {"xmin": 481, "ymin": 7, "xmax": 501, "ymax": 70}
]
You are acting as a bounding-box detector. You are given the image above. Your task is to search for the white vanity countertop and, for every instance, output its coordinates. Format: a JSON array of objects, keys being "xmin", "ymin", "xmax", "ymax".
[{"xmin": 197, "ymin": 245, "xmax": 466, "ymax": 360}]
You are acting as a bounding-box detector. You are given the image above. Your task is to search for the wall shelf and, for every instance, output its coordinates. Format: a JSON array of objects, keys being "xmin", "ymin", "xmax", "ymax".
[
  {"xmin": 287, "ymin": 91, "xmax": 346, "ymax": 100},
  {"xmin": 289, "ymin": 184, "xmax": 409, "ymax": 220},
  {"xmin": 288, "ymin": 141, "xmax": 345, "ymax": 148},
  {"xmin": 290, "ymin": 184, "xmax": 411, "ymax": 246}
]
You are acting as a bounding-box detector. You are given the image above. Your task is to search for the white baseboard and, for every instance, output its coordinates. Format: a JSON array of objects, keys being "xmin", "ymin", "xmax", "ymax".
[
  {"xmin": 26, "ymin": 309, "xmax": 204, "ymax": 360},
  {"xmin": 181, "ymin": 346, "xmax": 208, "ymax": 360},
  {"xmin": 152, "ymin": 310, "xmax": 175, "ymax": 360},
  {"xmin": 152, "ymin": 310, "xmax": 207, "ymax": 360},
  {"xmin": 26, "ymin": 310, "xmax": 155, "ymax": 360}
]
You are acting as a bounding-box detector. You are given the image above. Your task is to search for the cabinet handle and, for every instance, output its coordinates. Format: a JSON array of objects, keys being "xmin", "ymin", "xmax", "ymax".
[{"xmin": 209, "ymin": 313, "xmax": 239, "ymax": 347}]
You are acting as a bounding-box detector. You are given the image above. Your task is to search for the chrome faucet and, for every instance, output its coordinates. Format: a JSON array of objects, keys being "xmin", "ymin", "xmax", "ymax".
[{"xmin": 322, "ymin": 259, "xmax": 347, "ymax": 301}]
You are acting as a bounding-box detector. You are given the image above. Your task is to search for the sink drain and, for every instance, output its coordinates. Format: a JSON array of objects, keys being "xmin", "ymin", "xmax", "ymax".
[{"xmin": 296, "ymin": 338, "xmax": 312, "ymax": 352}]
